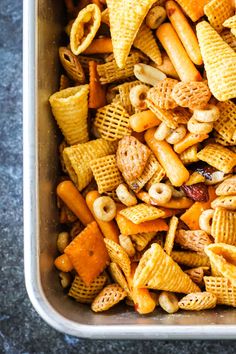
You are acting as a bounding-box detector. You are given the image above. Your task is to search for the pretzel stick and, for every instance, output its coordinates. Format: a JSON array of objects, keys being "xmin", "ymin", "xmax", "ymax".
[
  {"xmin": 156, "ymin": 23, "xmax": 202, "ymax": 82},
  {"xmin": 174, "ymin": 133, "xmax": 209, "ymax": 154},
  {"xmin": 57, "ymin": 180, "xmax": 94, "ymax": 225},
  {"xmin": 127, "ymin": 264, "xmax": 156, "ymax": 314},
  {"xmin": 145, "ymin": 128, "xmax": 189, "ymax": 186},
  {"xmin": 130, "ymin": 110, "xmax": 161, "ymax": 132},
  {"xmin": 84, "ymin": 38, "xmax": 113, "ymax": 54},
  {"xmin": 166, "ymin": 1, "xmax": 203, "ymax": 65}
]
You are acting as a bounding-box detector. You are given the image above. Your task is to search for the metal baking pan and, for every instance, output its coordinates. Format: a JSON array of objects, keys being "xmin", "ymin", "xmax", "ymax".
[{"xmin": 23, "ymin": 0, "xmax": 236, "ymax": 339}]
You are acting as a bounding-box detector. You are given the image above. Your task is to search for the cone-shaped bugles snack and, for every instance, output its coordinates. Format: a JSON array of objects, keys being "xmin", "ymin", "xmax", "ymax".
[
  {"xmin": 63, "ymin": 139, "xmax": 117, "ymax": 190},
  {"xmin": 205, "ymin": 243, "xmax": 236, "ymax": 286},
  {"xmin": 70, "ymin": 4, "xmax": 101, "ymax": 55},
  {"xmin": 133, "ymin": 24, "xmax": 162, "ymax": 65},
  {"xmin": 107, "ymin": 0, "xmax": 156, "ymax": 68},
  {"xmin": 49, "ymin": 85, "xmax": 89, "ymax": 145},
  {"xmin": 133, "ymin": 243, "xmax": 200, "ymax": 293},
  {"xmin": 196, "ymin": 21, "xmax": 236, "ymax": 101}
]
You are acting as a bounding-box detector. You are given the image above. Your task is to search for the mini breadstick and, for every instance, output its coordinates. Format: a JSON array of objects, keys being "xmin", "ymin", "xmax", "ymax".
[
  {"xmin": 156, "ymin": 23, "xmax": 202, "ymax": 82},
  {"xmin": 54, "ymin": 253, "xmax": 73, "ymax": 272},
  {"xmin": 130, "ymin": 110, "xmax": 161, "ymax": 132},
  {"xmin": 145, "ymin": 128, "xmax": 189, "ymax": 187},
  {"xmin": 127, "ymin": 264, "xmax": 156, "ymax": 315},
  {"xmin": 57, "ymin": 181, "xmax": 94, "ymax": 226},
  {"xmin": 174, "ymin": 133, "xmax": 209, "ymax": 154},
  {"xmin": 166, "ymin": 1, "xmax": 203, "ymax": 65},
  {"xmin": 84, "ymin": 38, "xmax": 113, "ymax": 54},
  {"xmin": 132, "ymin": 287, "xmax": 157, "ymax": 314},
  {"xmin": 86, "ymin": 190, "xmax": 119, "ymax": 243},
  {"xmin": 88, "ymin": 61, "xmax": 106, "ymax": 109}
]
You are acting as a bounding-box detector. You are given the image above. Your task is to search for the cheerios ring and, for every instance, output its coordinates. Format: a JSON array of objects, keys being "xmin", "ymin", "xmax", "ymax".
[
  {"xmin": 187, "ymin": 116, "xmax": 213, "ymax": 134},
  {"xmin": 199, "ymin": 209, "xmax": 214, "ymax": 235},
  {"xmin": 149, "ymin": 183, "xmax": 172, "ymax": 205},
  {"xmin": 129, "ymin": 84, "xmax": 149, "ymax": 110},
  {"xmin": 93, "ymin": 196, "xmax": 117, "ymax": 222},
  {"xmin": 193, "ymin": 104, "xmax": 220, "ymax": 123}
]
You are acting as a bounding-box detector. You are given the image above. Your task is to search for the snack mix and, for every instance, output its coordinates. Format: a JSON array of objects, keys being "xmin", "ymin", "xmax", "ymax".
[{"xmin": 49, "ymin": 0, "xmax": 236, "ymax": 314}]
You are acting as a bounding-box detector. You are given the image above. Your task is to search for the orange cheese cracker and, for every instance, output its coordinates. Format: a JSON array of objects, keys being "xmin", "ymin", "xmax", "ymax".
[{"xmin": 65, "ymin": 221, "xmax": 110, "ymax": 285}]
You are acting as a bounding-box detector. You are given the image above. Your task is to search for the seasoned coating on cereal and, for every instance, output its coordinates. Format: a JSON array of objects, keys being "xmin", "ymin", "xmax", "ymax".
[
  {"xmin": 116, "ymin": 136, "xmax": 151, "ymax": 182},
  {"xmin": 179, "ymin": 292, "xmax": 217, "ymax": 311},
  {"xmin": 196, "ymin": 21, "xmax": 236, "ymax": 101},
  {"xmin": 107, "ymin": 0, "xmax": 156, "ymax": 68},
  {"xmin": 134, "ymin": 243, "xmax": 200, "ymax": 293},
  {"xmin": 204, "ymin": 276, "xmax": 236, "ymax": 307}
]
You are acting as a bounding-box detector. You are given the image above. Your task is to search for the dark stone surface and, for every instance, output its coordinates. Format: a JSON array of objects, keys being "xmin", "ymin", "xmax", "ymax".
[{"xmin": 0, "ymin": 1, "xmax": 236, "ymax": 353}]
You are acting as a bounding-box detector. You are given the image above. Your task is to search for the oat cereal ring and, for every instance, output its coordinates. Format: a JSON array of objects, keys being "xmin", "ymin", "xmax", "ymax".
[
  {"xmin": 154, "ymin": 122, "xmax": 172, "ymax": 141},
  {"xmin": 116, "ymin": 184, "xmax": 137, "ymax": 207},
  {"xmin": 159, "ymin": 291, "xmax": 179, "ymax": 314},
  {"xmin": 187, "ymin": 116, "xmax": 213, "ymax": 135},
  {"xmin": 199, "ymin": 209, "xmax": 215, "ymax": 235},
  {"xmin": 129, "ymin": 85, "xmax": 149, "ymax": 111},
  {"xmin": 193, "ymin": 104, "xmax": 220, "ymax": 123},
  {"xmin": 119, "ymin": 234, "xmax": 136, "ymax": 257},
  {"xmin": 93, "ymin": 196, "xmax": 117, "ymax": 222},
  {"xmin": 166, "ymin": 125, "xmax": 187, "ymax": 145},
  {"xmin": 149, "ymin": 183, "xmax": 172, "ymax": 205},
  {"xmin": 146, "ymin": 6, "xmax": 167, "ymax": 30}
]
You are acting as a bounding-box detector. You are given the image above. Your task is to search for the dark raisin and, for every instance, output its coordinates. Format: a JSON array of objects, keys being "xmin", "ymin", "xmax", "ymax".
[{"xmin": 181, "ymin": 183, "xmax": 209, "ymax": 202}]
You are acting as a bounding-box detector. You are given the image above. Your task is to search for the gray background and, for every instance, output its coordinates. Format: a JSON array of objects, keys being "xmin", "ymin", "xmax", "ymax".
[{"xmin": 0, "ymin": 1, "xmax": 236, "ymax": 353}]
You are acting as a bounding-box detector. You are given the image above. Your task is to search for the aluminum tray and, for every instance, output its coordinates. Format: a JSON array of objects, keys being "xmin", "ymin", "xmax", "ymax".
[{"xmin": 23, "ymin": 0, "xmax": 236, "ymax": 339}]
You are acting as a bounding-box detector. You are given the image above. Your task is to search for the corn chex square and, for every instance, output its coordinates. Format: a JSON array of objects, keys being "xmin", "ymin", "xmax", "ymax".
[
  {"xmin": 119, "ymin": 203, "xmax": 165, "ymax": 224},
  {"xmin": 197, "ymin": 143, "xmax": 236, "ymax": 173},
  {"xmin": 90, "ymin": 154, "xmax": 123, "ymax": 193},
  {"xmin": 94, "ymin": 102, "xmax": 131, "ymax": 141}
]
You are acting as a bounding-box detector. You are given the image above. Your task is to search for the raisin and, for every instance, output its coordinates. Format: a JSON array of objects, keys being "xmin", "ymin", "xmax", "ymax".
[{"xmin": 181, "ymin": 183, "xmax": 209, "ymax": 202}]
